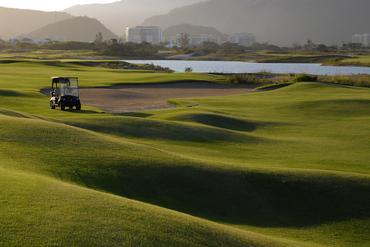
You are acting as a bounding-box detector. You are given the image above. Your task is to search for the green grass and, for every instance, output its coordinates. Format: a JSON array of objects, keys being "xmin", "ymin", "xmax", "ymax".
[
  {"xmin": 0, "ymin": 49, "xmax": 101, "ymax": 59},
  {"xmin": 336, "ymin": 55, "xmax": 370, "ymax": 67},
  {"xmin": 3, "ymin": 168, "xmax": 303, "ymax": 247},
  {"xmin": 0, "ymin": 60, "xmax": 370, "ymax": 247}
]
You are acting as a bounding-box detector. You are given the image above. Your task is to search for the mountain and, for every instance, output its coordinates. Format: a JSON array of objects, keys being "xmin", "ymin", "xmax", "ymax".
[
  {"xmin": 27, "ymin": 17, "xmax": 118, "ymax": 42},
  {"xmin": 164, "ymin": 24, "xmax": 224, "ymax": 38},
  {"xmin": 144, "ymin": 0, "xmax": 370, "ymax": 45},
  {"xmin": 64, "ymin": 0, "xmax": 204, "ymax": 35},
  {"xmin": 0, "ymin": 7, "xmax": 71, "ymax": 39}
]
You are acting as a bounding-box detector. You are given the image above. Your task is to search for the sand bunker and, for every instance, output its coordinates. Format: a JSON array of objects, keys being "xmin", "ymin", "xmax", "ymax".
[{"xmin": 80, "ymin": 83, "xmax": 253, "ymax": 113}]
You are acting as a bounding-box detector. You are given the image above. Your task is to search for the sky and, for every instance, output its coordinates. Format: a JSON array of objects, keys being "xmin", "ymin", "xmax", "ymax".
[{"xmin": 0, "ymin": 0, "xmax": 116, "ymax": 11}]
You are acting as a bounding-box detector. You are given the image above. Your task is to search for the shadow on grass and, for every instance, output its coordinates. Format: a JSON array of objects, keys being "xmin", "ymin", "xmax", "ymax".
[
  {"xmin": 58, "ymin": 109, "xmax": 100, "ymax": 114},
  {"xmin": 170, "ymin": 113, "xmax": 274, "ymax": 132},
  {"xmin": 0, "ymin": 60, "xmax": 23, "ymax": 64},
  {"xmin": 117, "ymin": 112, "xmax": 153, "ymax": 118},
  {"xmin": 67, "ymin": 117, "xmax": 257, "ymax": 143},
  {"xmin": 0, "ymin": 90, "xmax": 26, "ymax": 97},
  {"xmin": 106, "ymin": 81, "xmax": 249, "ymax": 89},
  {"xmin": 0, "ymin": 109, "xmax": 31, "ymax": 119},
  {"xmin": 75, "ymin": 163, "xmax": 370, "ymax": 228},
  {"xmin": 41, "ymin": 61, "xmax": 76, "ymax": 68}
]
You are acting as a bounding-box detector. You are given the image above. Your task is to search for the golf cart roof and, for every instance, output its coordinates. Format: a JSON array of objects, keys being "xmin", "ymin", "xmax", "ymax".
[
  {"xmin": 51, "ymin": 77, "xmax": 79, "ymax": 85},
  {"xmin": 52, "ymin": 77, "xmax": 78, "ymax": 80}
]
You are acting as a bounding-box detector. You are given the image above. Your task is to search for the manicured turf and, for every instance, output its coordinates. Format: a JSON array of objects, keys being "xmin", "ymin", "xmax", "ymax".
[{"xmin": 0, "ymin": 60, "xmax": 369, "ymax": 247}]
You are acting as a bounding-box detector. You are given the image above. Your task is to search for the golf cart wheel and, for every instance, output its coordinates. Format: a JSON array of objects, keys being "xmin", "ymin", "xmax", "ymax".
[
  {"xmin": 76, "ymin": 104, "xmax": 81, "ymax": 111},
  {"xmin": 61, "ymin": 103, "xmax": 66, "ymax": 111}
]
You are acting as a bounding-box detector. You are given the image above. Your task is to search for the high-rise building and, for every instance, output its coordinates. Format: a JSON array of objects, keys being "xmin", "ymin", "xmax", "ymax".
[
  {"xmin": 229, "ymin": 33, "xmax": 256, "ymax": 47},
  {"xmin": 352, "ymin": 33, "xmax": 370, "ymax": 47},
  {"xmin": 126, "ymin": 26, "xmax": 163, "ymax": 45}
]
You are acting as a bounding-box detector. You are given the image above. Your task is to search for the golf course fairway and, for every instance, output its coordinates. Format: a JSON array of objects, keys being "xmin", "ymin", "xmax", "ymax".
[{"xmin": 0, "ymin": 60, "xmax": 369, "ymax": 247}]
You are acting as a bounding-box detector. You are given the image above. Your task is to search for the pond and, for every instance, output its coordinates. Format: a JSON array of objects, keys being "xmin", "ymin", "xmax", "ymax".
[{"xmin": 124, "ymin": 60, "xmax": 370, "ymax": 75}]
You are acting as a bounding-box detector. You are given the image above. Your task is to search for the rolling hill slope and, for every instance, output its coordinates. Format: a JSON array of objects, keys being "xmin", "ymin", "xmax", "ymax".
[
  {"xmin": 0, "ymin": 60, "xmax": 369, "ymax": 246},
  {"xmin": 64, "ymin": 0, "xmax": 204, "ymax": 35},
  {"xmin": 164, "ymin": 24, "xmax": 225, "ymax": 38},
  {"xmin": 0, "ymin": 7, "xmax": 71, "ymax": 39},
  {"xmin": 26, "ymin": 16, "xmax": 118, "ymax": 42},
  {"xmin": 1, "ymin": 166, "xmax": 298, "ymax": 247}
]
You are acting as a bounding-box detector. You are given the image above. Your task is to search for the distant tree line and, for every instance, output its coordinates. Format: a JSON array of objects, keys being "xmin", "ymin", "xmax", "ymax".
[
  {"xmin": 96, "ymin": 38, "xmax": 160, "ymax": 57},
  {"xmin": 0, "ymin": 34, "xmax": 368, "ymax": 57},
  {"xmin": 0, "ymin": 38, "xmax": 161, "ymax": 58}
]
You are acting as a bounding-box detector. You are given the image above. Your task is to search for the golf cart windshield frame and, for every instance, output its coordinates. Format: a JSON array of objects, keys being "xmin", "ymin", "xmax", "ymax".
[{"xmin": 52, "ymin": 77, "xmax": 80, "ymax": 97}]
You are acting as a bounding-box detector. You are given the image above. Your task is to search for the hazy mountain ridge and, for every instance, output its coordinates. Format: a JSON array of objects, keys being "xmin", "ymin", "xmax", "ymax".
[
  {"xmin": 26, "ymin": 16, "xmax": 118, "ymax": 42},
  {"xmin": 65, "ymin": 0, "xmax": 204, "ymax": 35},
  {"xmin": 0, "ymin": 7, "xmax": 72, "ymax": 39},
  {"xmin": 164, "ymin": 24, "xmax": 224, "ymax": 37},
  {"xmin": 144, "ymin": 0, "xmax": 370, "ymax": 45}
]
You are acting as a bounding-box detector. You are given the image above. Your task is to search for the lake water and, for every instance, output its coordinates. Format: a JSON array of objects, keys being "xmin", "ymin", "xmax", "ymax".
[{"xmin": 124, "ymin": 60, "xmax": 370, "ymax": 75}]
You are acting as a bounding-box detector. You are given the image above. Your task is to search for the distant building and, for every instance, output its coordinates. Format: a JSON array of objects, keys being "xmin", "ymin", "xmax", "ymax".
[
  {"xmin": 125, "ymin": 26, "xmax": 163, "ymax": 45},
  {"xmin": 352, "ymin": 33, "xmax": 370, "ymax": 47},
  {"xmin": 229, "ymin": 33, "xmax": 256, "ymax": 47},
  {"xmin": 188, "ymin": 34, "xmax": 223, "ymax": 46}
]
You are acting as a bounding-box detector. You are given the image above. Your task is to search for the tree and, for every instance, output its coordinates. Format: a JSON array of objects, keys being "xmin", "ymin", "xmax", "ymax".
[
  {"xmin": 304, "ymin": 39, "xmax": 316, "ymax": 50},
  {"xmin": 177, "ymin": 33, "xmax": 190, "ymax": 48},
  {"xmin": 316, "ymin": 44, "xmax": 329, "ymax": 52},
  {"xmin": 0, "ymin": 38, "xmax": 7, "ymax": 50},
  {"xmin": 94, "ymin": 32, "xmax": 104, "ymax": 44},
  {"xmin": 109, "ymin": 39, "xmax": 119, "ymax": 45},
  {"xmin": 292, "ymin": 42, "xmax": 302, "ymax": 51},
  {"xmin": 185, "ymin": 67, "xmax": 193, "ymax": 73},
  {"xmin": 200, "ymin": 42, "xmax": 219, "ymax": 53}
]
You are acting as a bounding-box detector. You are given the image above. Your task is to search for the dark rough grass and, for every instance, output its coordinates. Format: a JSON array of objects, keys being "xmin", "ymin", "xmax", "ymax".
[
  {"xmin": 168, "ymin": 113, "xmax": 270, "ymax": 132},
  {"xmin": 0, "ymin": 89, "xmax": 25, "ymax": 97}
]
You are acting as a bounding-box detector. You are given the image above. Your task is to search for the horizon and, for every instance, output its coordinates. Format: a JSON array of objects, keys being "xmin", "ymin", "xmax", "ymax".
[{"xmin": 0, "ymin": 0, "xmax": 116, "ymax": 11}]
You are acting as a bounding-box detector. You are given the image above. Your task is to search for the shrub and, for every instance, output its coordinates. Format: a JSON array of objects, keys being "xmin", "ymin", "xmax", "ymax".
[
  {"xmin": 228, "ymin": 73, "xmax": 294, "ymax": 86},
  {"xmin": 294, "ymin": 74, "xmax": 318, "ymax": 82},
  {"xmin": 185, "ymin": 67, "xmax": 193, "ymax": 73}
]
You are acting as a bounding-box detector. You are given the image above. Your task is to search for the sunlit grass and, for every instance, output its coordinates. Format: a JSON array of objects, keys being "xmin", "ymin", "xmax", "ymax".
[{"xmin": 0, "ymin": 60, "xmax": 369, "ymax": 247}]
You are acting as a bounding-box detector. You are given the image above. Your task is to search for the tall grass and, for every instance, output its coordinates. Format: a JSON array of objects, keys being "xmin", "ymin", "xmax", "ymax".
[
  {"xmin": 319, "ymin": 74, "xmax": 370, "ymax": 87},
  {"xmin": 227, "ymin": 73, "xmax": 293, "ymax": 86}
]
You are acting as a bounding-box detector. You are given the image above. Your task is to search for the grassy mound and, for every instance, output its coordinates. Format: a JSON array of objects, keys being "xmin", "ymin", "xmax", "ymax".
[
  {"xmin": 63, "ymin": 115, "xmax": 256, "ymax": 142},
  {"xmin": 166, "ymin": 112, "xmax": 266, "ymax": 132},
  {"xmin": 2, "ymin": 168, "xmax": 303, "ymax": 247},
  {"xmin": 1, "ymin": 112, "xmax": 369, "ymax": 247},
  {"xmin": 1, "ymin": 60, "xmax": 370, "ymax": 246}
]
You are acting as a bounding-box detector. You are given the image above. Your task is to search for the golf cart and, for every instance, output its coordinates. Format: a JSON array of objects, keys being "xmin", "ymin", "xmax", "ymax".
[{"xmin": 50, "ymin": 77, "xmax": 81, "ymax": 111}]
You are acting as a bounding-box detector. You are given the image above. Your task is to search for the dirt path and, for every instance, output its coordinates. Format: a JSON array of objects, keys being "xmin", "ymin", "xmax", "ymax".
[{"xmin": 80, "ymin": 82, "xmax": 254, "ymax": 113}]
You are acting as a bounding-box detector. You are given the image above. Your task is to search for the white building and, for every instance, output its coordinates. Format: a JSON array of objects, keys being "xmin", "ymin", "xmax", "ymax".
[
  {"xmin": 229, "ymin": 33, "xmax": 256, "ymax": 47},
  {"xmin": 352, "ymin": 33, "xmax": 370, "ymax": 47},
  {"xmin": 126, "ymin": 26, "xmax": 163, "ymax": 45}
]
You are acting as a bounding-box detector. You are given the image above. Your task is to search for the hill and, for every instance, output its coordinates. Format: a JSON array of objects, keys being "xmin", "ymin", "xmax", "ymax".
[
  {"xmin": 0, "ymin": 7, "xmax": 71, "ymax": 39},
  {"xmin": 144, "ymin": 0, "xmax": 370, "ymax": 45},
  {"xmin": 0, "ymin": 116, "xmax": 294, "ymax": 247},
  {"xmin": 64, "ymin": 0, "xmax": 204, "ymax": 35},
  {"xmin": 164, "ymin": 24, "xmax": 225, "ymax": 38},
  {"xmin": 26, "ymin": 17, "xmax": 118, "ymax": 42}
]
